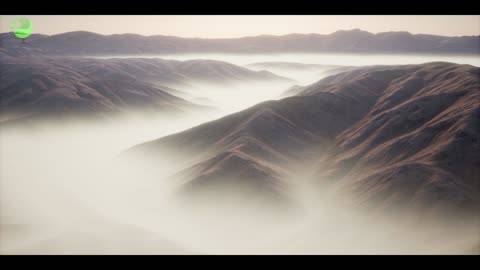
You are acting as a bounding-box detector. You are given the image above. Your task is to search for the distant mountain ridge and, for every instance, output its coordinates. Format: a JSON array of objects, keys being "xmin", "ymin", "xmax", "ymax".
[
  {"xmin": 0, "ymin": 57, "xmax": 288, "ymax": 124},
  {"xmin": 1, "ymin": 29, "xmax": 478, "ymax": 56}
]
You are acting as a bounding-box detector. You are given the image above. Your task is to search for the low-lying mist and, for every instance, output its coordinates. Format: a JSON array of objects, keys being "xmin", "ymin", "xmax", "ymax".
[
  {"xmin": 170, "ymin": 80, "xmax": 296, "ymax": 112},
  {"xmin": 93, "ymin": 52, "xmax": 480, "ymax": 68},
  {"xmin": 2, "ymin": 114, "xmax": 478, "ymax": 254},
  {"xmin": 1, "ymin": 55, "xmax": 479, "ymax": 254}
]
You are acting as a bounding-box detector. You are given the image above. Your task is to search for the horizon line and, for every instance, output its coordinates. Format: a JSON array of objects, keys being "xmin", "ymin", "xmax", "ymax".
[{"xmin": 2, "ymin": 28, "xmax": 479, "ymax": 39}]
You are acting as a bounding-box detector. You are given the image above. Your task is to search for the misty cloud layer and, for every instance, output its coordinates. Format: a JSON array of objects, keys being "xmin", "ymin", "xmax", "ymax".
[{"xmin": 1, "ymin": 53, "xmax": 479, "ymax": 254}]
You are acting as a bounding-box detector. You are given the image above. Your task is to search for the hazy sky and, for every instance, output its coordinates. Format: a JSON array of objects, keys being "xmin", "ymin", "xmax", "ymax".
[{"xmin": 1, "ymin": 15, "xmax": 479, "ymax": 38}]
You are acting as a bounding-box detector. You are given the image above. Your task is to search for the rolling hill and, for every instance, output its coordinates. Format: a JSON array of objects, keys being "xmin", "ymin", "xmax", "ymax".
[
  {"xmin": 126, "ymin": 62, "xmax": 480, "ymax": 214},
  {"xmin": 0, "ymin": 56, "xmax": 290, "ymax": 124}
]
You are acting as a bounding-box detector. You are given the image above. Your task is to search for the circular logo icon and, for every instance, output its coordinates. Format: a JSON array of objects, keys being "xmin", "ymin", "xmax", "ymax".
[{"xmin": 9, "ymin": 18, "xmax": 32, "ymax": 39}]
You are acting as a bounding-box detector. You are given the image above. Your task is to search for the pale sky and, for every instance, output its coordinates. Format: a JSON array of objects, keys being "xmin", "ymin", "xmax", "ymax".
[{"xmin": 0, "ymin": 15, "xmax": 479, "ymax": 38}]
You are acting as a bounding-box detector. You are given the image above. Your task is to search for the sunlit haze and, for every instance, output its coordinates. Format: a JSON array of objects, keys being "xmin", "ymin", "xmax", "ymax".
[
  {"xmin": 1, "ymin": 15, "xmax": 479, "ymax": 255},
  {"xmin": 1, "ymin": 15, "xmax": 479, "ymax": 37}
]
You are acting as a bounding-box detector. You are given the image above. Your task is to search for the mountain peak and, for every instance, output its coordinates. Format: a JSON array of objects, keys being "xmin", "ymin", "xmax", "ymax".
[{"xmin": 330, "ymin": 28, "xmax": 374, "ymax": 36}]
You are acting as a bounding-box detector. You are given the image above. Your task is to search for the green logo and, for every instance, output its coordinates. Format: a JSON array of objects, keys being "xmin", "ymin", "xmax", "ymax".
[{"xmin": 9, "ymin": 18, "xmax": 32, "ymax": 39}]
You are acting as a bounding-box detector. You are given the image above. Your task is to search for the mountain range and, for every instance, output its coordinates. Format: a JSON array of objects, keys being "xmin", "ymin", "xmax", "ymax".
[
  {"xmin": 1, "ymin": 29, "xmax": 478, "ymax": 56},
  {"xmin": 0, "ymin": 56, "xmax": 289, "ymax": 124},
  {"xmin": 127, "ymin": 62, "xmax": 480, "ymax": 214}
]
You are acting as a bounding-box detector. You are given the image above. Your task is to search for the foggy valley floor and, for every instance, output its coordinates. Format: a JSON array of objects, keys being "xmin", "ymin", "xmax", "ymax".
[
  {"xmin": 0, "ymin": 53, "xmax": 479, "ymax": 254},
  {"xmin": 2, "ymin": 117, "xmax": 478, "ymax": 254}
]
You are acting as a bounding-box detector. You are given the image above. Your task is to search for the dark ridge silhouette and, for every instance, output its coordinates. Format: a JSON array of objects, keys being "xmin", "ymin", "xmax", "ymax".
[{"xmin": 1, "ymin": 29, "xmax": 478, "ymax": 56}]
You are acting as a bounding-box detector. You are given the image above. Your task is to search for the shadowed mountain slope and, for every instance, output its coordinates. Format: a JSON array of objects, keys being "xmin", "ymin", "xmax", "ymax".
[
  {"xmin": 316, "ymin": 63, "xmax": 480, "ymax": 213},
  {"xmin": 0, "ymin": 57, "xmax": 289, "ymax": 123},
  {"xmin": 0, "ymin": 57, "xmax": 196, "ymax": 123},
  {"xmin": 127, "ymin": 62, "xmax": 480, "ymax": 213}
]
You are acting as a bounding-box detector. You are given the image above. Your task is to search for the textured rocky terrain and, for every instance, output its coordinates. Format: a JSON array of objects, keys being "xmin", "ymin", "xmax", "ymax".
[
  {"xmin": 128, "ymin": 62, "xmax": 480, "ymax": 214},
  {"xmin": 0, "ymin": 56, "xmax": 289, "ymax": 124}
]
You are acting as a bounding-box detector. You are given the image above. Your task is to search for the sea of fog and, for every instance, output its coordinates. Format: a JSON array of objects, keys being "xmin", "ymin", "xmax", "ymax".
[
  {"xmin": 94, "ymin": 52, "xmax": 480, "ymax": 86},
  {"xmin": 1, "ymin": 53, "xmax": 479, "ymax": 254},
  {"xmin": 94, "ymin": 52, "xmax": 480, "ymax": 67}
]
